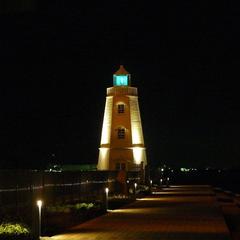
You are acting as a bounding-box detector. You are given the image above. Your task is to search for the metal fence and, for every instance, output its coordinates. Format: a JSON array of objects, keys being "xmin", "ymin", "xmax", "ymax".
[
  {"xmin": 0, "ymin": 170, "xmax": 140, "ymax": 208},
  {"xmin": 0, "ymin": 169, "xmax": 140, "ymax": 236},
  {"xmin": 0, "ymin": 170, "xmax": 120, "ymax": 209}
]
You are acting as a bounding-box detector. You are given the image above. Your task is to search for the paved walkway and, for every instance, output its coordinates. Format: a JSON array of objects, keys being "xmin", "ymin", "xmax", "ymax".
[{"xmin": 43, "ymin": 185, "xmax": 231, "ymax": 240}]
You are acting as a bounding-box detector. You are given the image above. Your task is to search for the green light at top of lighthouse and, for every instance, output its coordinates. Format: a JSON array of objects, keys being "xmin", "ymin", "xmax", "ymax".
[{"xmin": 113, "ymin": 65, "xmax": 131, "ymax": 86}]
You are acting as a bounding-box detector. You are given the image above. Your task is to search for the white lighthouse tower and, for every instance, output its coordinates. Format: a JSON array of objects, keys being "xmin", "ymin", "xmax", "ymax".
[{"xmin": 97, "ymin": 65, "xmax": 147, "ymax": 172}]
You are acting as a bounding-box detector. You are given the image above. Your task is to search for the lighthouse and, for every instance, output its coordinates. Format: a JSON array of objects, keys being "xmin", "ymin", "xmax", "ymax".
[{"xmin": 97, "ymin": 65, "xmax": 147, "ymax": 172}]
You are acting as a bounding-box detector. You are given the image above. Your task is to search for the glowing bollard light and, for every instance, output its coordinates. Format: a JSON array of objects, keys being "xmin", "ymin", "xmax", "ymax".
[
  {"xmin": 167, "ymin": 177, "xmax": 170, "ymax": 187},
  {"xmin": 134, "ymin": 183, "xmax": 137, "ymax": 199},
  {"xmin": 126, "ymin": 180, "xmax": 130, "ymax": 196},
  {"xmin": 36, "ymin": 200, "xmax": 43, "ymax": 239},
  {"xmin": 160, "ymin": 178, "xmax": 163, "ymax": 186},
  {"xmin": 150, "ymin": 180, "xmax": 153, "ymax": 193},
  {"xmin": 105, "ymin": 187, "xmax": 109, "ymax": 211}
]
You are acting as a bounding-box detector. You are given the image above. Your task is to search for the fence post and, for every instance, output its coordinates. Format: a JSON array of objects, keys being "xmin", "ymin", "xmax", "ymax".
[{"xmin": 15, "ymin": 184, "xmax": 18, "ymax": 214}]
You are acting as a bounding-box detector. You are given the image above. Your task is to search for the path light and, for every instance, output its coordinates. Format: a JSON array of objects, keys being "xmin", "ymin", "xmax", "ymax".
[
  {"xmin": 150, "ymin": 180, "xmax": 153, "ymax": 193},
  {"xmin": 134, "ymin": 183, "xmax": 137, "ymax": 199},
  {"xmin": 105, "ymin": 187, "xmax": 109, "ymax": 211},
  {"xmin": 36, "ymin": 200, "xmax": 43, "ymax": 239},
  {"xmin": 160, "ymin": 178, "xmax": 163, "ymax": 186}
]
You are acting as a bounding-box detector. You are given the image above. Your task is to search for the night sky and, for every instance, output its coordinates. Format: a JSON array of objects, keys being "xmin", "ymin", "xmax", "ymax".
[{"xmin": 1, "ymin": 1, "xmax": 240, "ymax": 169}]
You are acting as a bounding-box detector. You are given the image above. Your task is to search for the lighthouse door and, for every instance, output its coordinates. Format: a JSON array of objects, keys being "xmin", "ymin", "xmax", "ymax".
[{"xmin": 116, "ymin": 163, "xmax": 126, "ymax": 171}]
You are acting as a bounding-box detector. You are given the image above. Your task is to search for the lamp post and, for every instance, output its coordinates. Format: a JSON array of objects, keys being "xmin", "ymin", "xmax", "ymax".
[
  {"xmin": 105, "ymin": 187, "xmax": 109, "ymax": 211},
  {"xmin": 167, "ymin": 177, "xmax": 170, "ymax": 187},
  {"xmin": 36, "ymin": 200, "xmax": 43, "ymax": 239}
]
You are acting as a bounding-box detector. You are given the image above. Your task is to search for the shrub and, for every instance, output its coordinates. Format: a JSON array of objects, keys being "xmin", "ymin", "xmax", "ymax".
[
  {"xmin": 46, "ymin": 202, "xmax": 98, "ymax": 214},
  {"xmin": 0, "ymin": 222, "xmax": 32, "ymax": 240},
  {"xmin": 75, "ymin": 203, "xmax": 94, "ymax": 210}
]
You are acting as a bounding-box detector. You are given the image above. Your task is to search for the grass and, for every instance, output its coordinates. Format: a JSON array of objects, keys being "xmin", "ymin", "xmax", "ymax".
[{"xmin": 44, "ymin": 202, "xmax": 103, "ymax": 236}]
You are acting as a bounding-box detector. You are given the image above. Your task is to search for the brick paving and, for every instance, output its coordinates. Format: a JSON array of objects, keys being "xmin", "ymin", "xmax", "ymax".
[
  {"xmin": 43, "ymin": 185, "xmax": 231, "ymax": 240},
  {"xmin": 216, "ymin": 190, "xmax": 240, "ymax": 240}
]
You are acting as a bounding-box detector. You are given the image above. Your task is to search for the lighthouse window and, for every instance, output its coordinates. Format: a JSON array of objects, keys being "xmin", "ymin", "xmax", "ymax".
[
  {"xmin": 114, "ymin": 75, "xmax": 128, "ymax": 86},
  {"xmin": 118, "ymin": 104, "xmax": 125, "ymax": 113},
  {"xmin": 117, "ymin": 128, "xmax": 125, "ymax": 139}
]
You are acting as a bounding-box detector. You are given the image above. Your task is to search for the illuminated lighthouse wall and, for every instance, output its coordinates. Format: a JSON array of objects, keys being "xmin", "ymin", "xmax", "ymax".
[{"xmin": 98, "ymin": 65, "xmax": 147, "ymax": 171}]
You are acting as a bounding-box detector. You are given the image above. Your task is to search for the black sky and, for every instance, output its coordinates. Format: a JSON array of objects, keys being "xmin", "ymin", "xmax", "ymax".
[{"xmin": 1, "ymin": 1, "xmax": 240, "ymax": 169}]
